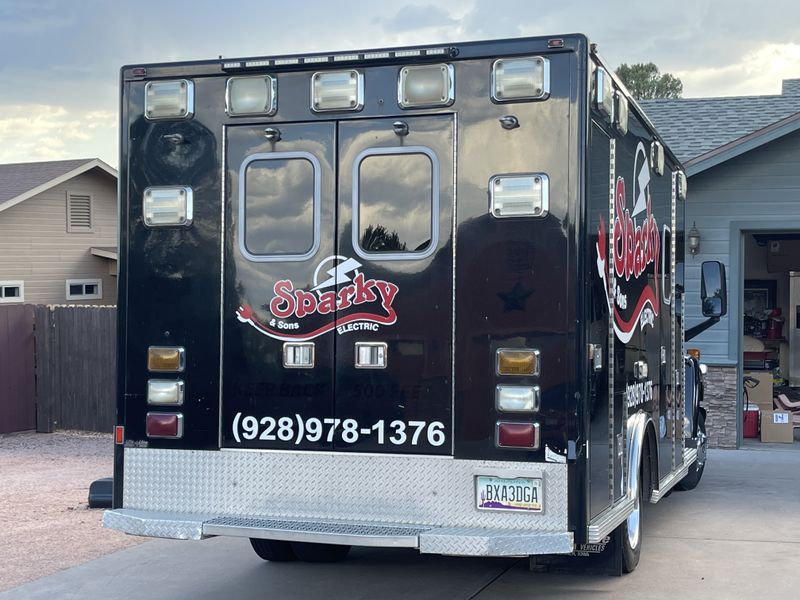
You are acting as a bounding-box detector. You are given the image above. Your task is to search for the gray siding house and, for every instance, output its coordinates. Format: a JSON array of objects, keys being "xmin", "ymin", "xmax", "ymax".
[
  {"xmin": 643, "ymin": 79, "xmax": 800, "ymax": 447},
  {"xmin": 0, "ymin": 159, "xmax": 118, "ymax": 305}
]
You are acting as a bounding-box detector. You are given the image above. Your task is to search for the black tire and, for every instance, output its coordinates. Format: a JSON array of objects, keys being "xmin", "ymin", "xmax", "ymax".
[
  {"xmin": 676, "ymin": 410, "xmax": 707, "ymax": 491},
  {"xmin": 249, "ymin": 538, "xmax": 297, "ymax": 562},
  {"xmin": 620, "ymin": 447, "xmax": 649, "ymax": 573},
  {"xmin": 290, "ymin": 542, "xmax": 351, "ymax": 563}
]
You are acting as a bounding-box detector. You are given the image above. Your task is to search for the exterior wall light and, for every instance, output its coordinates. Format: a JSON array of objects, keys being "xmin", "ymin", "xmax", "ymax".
[{"xmin": 688, "ymin": 222, "xmax": 701, "ymax": 255}]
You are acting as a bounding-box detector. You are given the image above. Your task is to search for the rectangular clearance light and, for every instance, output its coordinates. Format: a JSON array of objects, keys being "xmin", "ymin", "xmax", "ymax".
[
  {"xmin": 147, "ymin": 380, "xmax": 185, "ymax": 405},
  {"xmin": 283, "ymin": 342, "xmax": 315, "ymax": 368},
  {"xmin": 492, "ymin": 56, "xmax": 549, "ymax": 102},
  {"xmin": 355, "ymin": 342, "xmax": 387, "ymax": 369},
  {"xmin": 399, "ymin": 63, "xmax": 454, "ymax": 109},
  {"xmin": 490, "ymin": 174, "xmax": 549, "ymax": 218},
  {"xmin": 145, "ymin": 80, "xmax": 194, "ymax": 120},
  {"xmin": 143, "ymin": 186, "xmax": 193, "ymax": 227},
  {"xmin": 496, "ymin": 385, "xmax": 540, "ymax": 412},
  {"xmin": 311, "ymin": 70, "xmax": 363, "ymax": 112},
  {"xmin": 496, "ymin": 422, "xmax": 540, "ymax": 449},
  {"xmin": 146, "ymin": 412, "xmax": 184, "ymax": 439},
  {"xmin": 614, "ymin": 90, "xmax": 629, "ymax": 135},
  {"xmin": 594, "ymin": 67, "xmax": 614, "ymax": 121},
  {"xmin": 226, "ymin": 76, "xmax": 277, "ymax": 116},
  {"xmin": 147, "ymin": 346, "xmax": 186, "ymax": 372},
  {"xmin": 496, "ymin": 349, "xmax": 540, "ymax": 376}
]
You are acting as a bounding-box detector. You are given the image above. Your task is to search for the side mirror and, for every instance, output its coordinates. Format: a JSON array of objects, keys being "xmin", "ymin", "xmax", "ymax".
[{"xmin": 700, "ymin": 261, "xmax": 727, "ymax": 318}]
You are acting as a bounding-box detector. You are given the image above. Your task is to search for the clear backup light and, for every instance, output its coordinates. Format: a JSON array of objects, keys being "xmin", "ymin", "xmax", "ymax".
[
  {"xmin": 226, "ymin": 76, "xmax": 277, "ymax": 116},
  {"xmin": 496, "ymin": 385, "xmax": 540, "ymax": 412},
  {"xmin": 143, "ymin": 187, "xmax": 193, "ymax": 227},
  {"xmin": 147, "ymin": 380, "xmax": 185, "ymax": 405},
  {"xmin": 492, "ymin": 56, "xmax": 549, "ymax": 102},
  {"xmin": 283, "ymin": 342, "xmax": 315, "ymax": 368},
  {"xmin": 490, "ymin": 174, "xmax": 549, "ymax": 218},
  {"xmin": 144, "ymin": 80, "xmax": 194, "ymax": 120},
  {"xmin": 311, "ymin": 70, "xmax": 363, "ymax": 112},
  {"xmin": 398, "ymin": 63, "xmax": 454, "ymax": 108},
  {"xmin": 593, "ymin": 67, "xmax": 614, "ymax": 121}
]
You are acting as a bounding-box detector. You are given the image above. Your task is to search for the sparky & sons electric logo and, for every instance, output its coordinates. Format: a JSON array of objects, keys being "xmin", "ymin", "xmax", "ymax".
[
  {"xmin": 236, "ymin": 255, "xmax": 399, "ymax": 341},
  {"xmin": 596, "ymin": 142, "xmax": 661, "ymax": 343}
]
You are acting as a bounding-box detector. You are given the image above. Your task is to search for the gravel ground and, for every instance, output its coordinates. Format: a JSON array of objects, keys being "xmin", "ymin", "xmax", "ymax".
[{"xmin": 0, "ymin": 431, "xmax": 144, "ymax": 592}]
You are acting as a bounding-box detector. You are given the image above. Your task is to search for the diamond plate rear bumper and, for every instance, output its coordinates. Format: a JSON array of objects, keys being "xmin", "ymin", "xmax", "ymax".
[
  {"xmin": 103, "ymin": 509, "xmax": 574, "ymax": 556},
  {"xmin": 107, "ymin": 448, "xmax": 574, "ymax": 556}
]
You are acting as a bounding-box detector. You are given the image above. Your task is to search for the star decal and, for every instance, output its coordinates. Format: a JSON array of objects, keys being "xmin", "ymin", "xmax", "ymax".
[{"xmin": 498, "ymin": 282, "xmax": 534, "ymax": 312}]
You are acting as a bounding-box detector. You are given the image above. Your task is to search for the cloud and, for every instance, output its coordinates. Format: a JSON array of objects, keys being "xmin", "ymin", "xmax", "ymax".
[
  {"xmin": 376, "ymin": 4, "xmax": 459, "ymax": 33},
  {"xmin": 0, "ymin": 104, "xmax": 116, "ymax": 163}
]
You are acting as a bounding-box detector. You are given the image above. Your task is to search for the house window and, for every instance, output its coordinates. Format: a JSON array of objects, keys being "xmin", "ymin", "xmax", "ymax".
[
  {"xmin": 66, "ymin": 279, "xmax": 102, "ymax": 301},
  {"xmin": 67, "ymin": 191, "xmax": 93, "ymax": 233},
  {"xmin": 0, "ymin": 281, "xmax": 24, "ymax": 304}
]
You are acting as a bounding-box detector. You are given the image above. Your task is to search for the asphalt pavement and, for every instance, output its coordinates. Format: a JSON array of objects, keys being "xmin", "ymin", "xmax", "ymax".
[{"xmin": 3, "ymin": 448, "xmax": 799, "ymax": 599}]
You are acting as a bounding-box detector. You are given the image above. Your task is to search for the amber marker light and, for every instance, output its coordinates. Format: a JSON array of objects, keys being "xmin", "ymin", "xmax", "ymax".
[
  {"xmin": 147, "ymin": 346, "xmax": 186, "ymax": 372},
  {"xmin": 496, "ymin": 349, "xmax": 540, "ymax": 376},
  {"xmin": 687, "ymin": 348, "xmax": 701, "ymax": 360}
]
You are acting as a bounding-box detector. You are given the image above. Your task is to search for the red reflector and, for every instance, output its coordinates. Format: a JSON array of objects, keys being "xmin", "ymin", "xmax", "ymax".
[
  {"xmin": 547, "ymin": 38, "xmax": 565, "ymax": 49},
  {"xmin": 146, "ymin": 413, "xmax": 183, "ymax": 438},
  {"xmin": 115, "ymin": 426, "xmax": 124, "ymax": 445},
  {"xmin": 496, "ymin": 422, "xmax": 539, "ymax": 448},
  {"xmin": 132, "ymin": 67, "xmax": 147, "ymax": 77}
]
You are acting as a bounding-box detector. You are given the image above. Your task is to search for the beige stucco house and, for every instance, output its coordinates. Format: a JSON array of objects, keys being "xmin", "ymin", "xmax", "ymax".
[{"xmin": 0, "ymin": 158, "xmax": 118, "ymax": 305}]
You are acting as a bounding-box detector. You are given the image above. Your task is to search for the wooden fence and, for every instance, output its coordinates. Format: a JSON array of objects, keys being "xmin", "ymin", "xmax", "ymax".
[
  {"xmin": 0, "ymin": 305, "xmax": 36, "ymax": 434},
  {"xmin": 35, "ymin": 305, "xmax": 116, "ymax": 433}
]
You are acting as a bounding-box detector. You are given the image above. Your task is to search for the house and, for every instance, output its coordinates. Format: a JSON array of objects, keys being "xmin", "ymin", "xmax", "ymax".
[
  {"xmin": 0, "ymin": 158, "xmax": 118, "ymax": 305},
  {"xmin": 642, "ymin": 79, "xmax": 800, "ymax": 448}
]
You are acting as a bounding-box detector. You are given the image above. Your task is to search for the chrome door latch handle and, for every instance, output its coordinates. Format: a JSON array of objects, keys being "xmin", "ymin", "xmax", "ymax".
[
  {"xmin": 264, "ymin": 127, "xmax": 281, "ymax": 142},
  {"xmin": 392, "ymin": 120, "xmax": 409, "ymax": 136}
]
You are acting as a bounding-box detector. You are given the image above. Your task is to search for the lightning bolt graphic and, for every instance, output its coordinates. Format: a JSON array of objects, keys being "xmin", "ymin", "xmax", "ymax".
[{"xmin": 311, "ymin": 257, "xmax": 362, "ymax": 291}]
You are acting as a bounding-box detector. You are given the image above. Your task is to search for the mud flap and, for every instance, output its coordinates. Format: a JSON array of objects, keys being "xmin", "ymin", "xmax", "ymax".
[{"xmin": 527, "ymin": 531, "xmax": 624, "ymax": 576}]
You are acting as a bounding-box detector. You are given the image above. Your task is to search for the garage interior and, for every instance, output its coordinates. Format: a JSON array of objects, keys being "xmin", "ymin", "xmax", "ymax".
[{"xmin": 741, "ymin": 231, "xmax": 800, "ymax": 447}]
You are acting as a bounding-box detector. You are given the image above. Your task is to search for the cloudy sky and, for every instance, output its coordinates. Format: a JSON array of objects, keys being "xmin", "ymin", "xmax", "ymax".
[{"xmin": 1, "ymin": 0, "xmax": 799, "ymax": 167}]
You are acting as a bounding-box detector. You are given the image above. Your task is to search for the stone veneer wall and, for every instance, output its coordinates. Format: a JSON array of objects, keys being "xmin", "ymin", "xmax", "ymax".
[{"xmin": 702, "ymin": 366, "xmax": 738, "ymax": 449}]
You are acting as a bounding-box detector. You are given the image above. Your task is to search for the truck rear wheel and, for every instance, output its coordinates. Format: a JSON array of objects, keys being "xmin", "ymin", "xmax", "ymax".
[
  {"xmin": 290, "ymin": 542, "xmax": 351, "ymax": 563},
  {"xmin": 676, "ymin": 410, "xmax": 706, "ymax": 491},
  {"xmin": 620, "ymin": 447, "xmax": 650, "ymax": 573},
  {"xmin": 249, "ymin": 538, "xmax": 296, "ymax": 562}
]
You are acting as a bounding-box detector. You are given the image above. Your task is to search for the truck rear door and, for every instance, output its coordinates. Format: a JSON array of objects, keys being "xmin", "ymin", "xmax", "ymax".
[{"xmin": 223, "ymin": 115, "xmax": 454, "ymax": 455}]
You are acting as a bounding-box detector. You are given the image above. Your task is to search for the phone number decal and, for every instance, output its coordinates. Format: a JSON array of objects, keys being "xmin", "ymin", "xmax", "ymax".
[{"xmin": 232, "ymin": 412, "xmax": 446, "ymax": 447}]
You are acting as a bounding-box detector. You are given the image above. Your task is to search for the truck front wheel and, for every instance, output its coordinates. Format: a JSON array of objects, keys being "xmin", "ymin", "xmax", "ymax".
[
  {"xmin": 249, "ymin": 538, "xmax": 296, "ymax": 562},
  {"xmin": 676, "ymin": 410, "xmax": 707, "ymax": 491}
]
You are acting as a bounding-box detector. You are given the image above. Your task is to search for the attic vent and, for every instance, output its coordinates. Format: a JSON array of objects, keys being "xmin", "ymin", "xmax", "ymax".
[{"xmin": 67, "ymin": 192, "xmax": 93, "ymax": 232}]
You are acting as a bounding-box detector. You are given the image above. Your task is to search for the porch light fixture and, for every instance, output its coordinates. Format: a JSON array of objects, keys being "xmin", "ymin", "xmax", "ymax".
[{"xmin": 688, "ymin": 222, "xmax": 701, "ymax": 255}]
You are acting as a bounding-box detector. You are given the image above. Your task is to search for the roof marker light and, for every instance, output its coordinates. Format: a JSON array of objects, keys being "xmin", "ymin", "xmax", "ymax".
[
  {"xmin": 334, "ymin": 53, "xmax": 359, "ymax": 62},
  {"xmin": 222, "ymin": 62, "xmax": 242, "ymax": 69},
  {"xmin": 274, "ymin": 57, "xmax": 300, "ymax": 66},
  {"xmin": 425, "ymin": 47, "xmax": 449, "ymax": 56},
  {"xmin": 395, "ymin": 49, "xmax": 422, "ymax": 58},
  {"xmin": 304, "ymin": 56, "xmax": 329, "ymax": 64},
  {"xmin": 364, "ymin": 51, "xmax": 391, "ymax": 60},
  {"xmin": 244, "ymin": 59, "xmax": 271, "ymax": 68},
  {"xmin": 547, "ymin": 38, "xmax": 565, "ymax": 48}
]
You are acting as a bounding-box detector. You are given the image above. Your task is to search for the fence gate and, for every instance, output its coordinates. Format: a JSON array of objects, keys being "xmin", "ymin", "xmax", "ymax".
[
  {"xmin": 0, "ymin": 305, "xmax": 36, "ymax": 434},
  {"xmin": 35, "ymin": 305, "xmax": 116, "ymax": 433}
]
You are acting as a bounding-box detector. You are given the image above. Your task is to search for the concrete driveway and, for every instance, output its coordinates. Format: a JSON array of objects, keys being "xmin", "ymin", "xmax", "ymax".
[{"xmin": 3, "ymin": 448, "xmax": 799, "ymax": 599}]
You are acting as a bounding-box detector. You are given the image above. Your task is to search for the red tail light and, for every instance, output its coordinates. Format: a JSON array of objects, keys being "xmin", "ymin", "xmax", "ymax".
[
  {"xmin": 146, "ymin": 413, "xmax": 184, "ymax": 439},
  {"xmin": 496, "ymin": 422, "xmax": 539, "ymax": 449},
  {"xmin": 115, "ymin": 426, "xmax": 124, "ymax": 445}
]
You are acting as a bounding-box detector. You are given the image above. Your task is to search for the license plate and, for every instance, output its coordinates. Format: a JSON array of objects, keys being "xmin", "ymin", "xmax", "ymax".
[{"xmin": 476, "ymin": 476, "xmax": 543, "ymax": 512}]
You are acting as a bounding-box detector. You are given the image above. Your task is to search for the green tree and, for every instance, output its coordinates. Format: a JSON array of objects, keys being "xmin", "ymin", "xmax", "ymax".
[{"xmin": 615, "ymin": 63, "xmax": 683, "ymax": 100}]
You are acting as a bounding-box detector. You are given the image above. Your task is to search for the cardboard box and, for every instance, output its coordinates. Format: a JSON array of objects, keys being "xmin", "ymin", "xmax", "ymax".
[
  {"xmin": 761, "ymin": 410, "xmax": 794, "ymax": 443},
  {"xmin": 744, "ymin": 371, "xmax": 774, "ymax": 411}
]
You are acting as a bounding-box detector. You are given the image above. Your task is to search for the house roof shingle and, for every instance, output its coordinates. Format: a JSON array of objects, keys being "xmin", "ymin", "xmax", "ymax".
[
  {"xmin": 641, "ymin": 79, "xmax": 800, "ymax": 164},
  {"xmin": 0, "ymin": 158, "xmax": 117, "ymax": 213}
]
